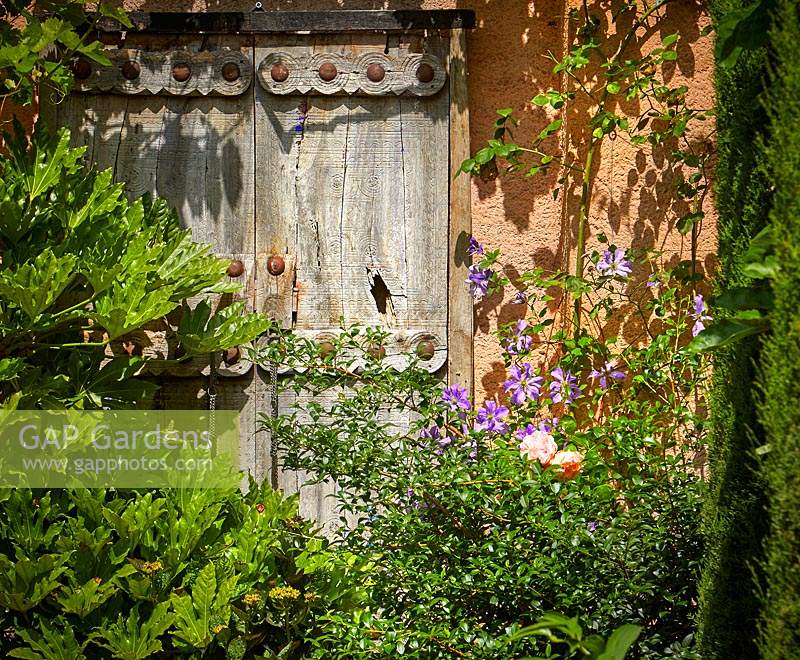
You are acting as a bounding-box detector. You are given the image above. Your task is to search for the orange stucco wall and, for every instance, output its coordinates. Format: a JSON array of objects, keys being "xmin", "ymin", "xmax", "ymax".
[{"xmin": 12, "ymin": 1, "xmax": 716, "ymax": 398}]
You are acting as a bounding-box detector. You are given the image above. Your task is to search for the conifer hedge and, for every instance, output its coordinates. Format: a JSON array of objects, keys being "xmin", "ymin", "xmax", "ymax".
[
  {"xmin": 758, "ymin": 0, "xmax": 800, "ymax": 654},
  {"xmin": 697, "ymin": 0, "xmax": 770, "ymax": 656}
]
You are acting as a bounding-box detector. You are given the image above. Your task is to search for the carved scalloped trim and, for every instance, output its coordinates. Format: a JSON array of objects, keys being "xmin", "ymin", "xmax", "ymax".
[
  {"xmin": 257, "ymin": 51, "xmax": 447, "ymax": 97},
  {"xmin": 74, "ymin": 49, "xmax": 252, "ymax": 97},
  {"xmin": 257, "ymin": 328, "xmax": 447, "ymax": 375}
]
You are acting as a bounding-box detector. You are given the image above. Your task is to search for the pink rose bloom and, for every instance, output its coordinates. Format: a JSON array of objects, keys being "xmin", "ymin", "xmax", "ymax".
[
  {"xmin": 518, "ymin": 428, "xmax": 557, "ymax": 467},
  {"xmin": 551, "ymin": 451, "xmax": 583, "ymax": 481}
]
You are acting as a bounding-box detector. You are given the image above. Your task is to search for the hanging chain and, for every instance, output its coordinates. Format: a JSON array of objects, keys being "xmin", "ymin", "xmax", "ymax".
[
  {"xmin": 207, "ymin": 353, "xmax": 218, "ymax": 444},
  {"xmin": 269, "ymin": 337, "xmax": 280, "ymax": 488}
]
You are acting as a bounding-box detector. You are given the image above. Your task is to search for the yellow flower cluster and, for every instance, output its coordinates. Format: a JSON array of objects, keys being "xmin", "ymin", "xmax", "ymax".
[
  {"xmin": 141, "ymin": 561, "xmax": 162, "ymax": 575},
  {"xmin": 242, "ymin": 592, "xmax": 262, "ymax": 606},
  {"xmin": 268, "ymin": 586, "xmax": 300, "ymax": 602}
]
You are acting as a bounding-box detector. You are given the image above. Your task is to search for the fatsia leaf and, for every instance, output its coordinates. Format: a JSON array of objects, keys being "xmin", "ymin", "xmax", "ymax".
[
  {"xmin": 177, "ymin": 301, "xmax": 273, "ymax": 355},
  {"xmin": 0, "ymin": 554, "xmax": 68, "ymax": 612},
  {"xmin": 92, "ymin": 274, "xmax": 178, "ymax": 340},
  {"xmin": 171, "ymin": 563, "xmax": 221, "ymax": 650},
  {"xmin": 9, "ymin": 619, "xmax": 85, "ymax": 660},
  {"xmin": 25, "ymin": 128, "xmax": 85, "ymax": 202},
  {"xmin": 0, "ymin": 249, "xmax": 77, "ymax": 319},
  {"xmin": 0, "ymin": 357, "xmax": 26, "ymax": 381},
  {"xmin": 90, "ymin": 601, "xmax": 173, "ymax": 660}
]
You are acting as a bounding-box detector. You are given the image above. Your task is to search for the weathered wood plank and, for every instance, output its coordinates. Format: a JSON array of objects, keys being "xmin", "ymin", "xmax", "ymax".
[{"xmin": 447, "ymin": 28, "xmax": 474, "ymax": 391}]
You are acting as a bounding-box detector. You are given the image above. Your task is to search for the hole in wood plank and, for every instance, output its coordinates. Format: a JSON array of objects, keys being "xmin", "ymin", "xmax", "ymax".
[
  {"xmin": 369, "ymin": 271, "xmax": 391, "ymax": 316},
  {"xmin": 368, "ymin": 269, "xmax": 397, "ymax": 326}
]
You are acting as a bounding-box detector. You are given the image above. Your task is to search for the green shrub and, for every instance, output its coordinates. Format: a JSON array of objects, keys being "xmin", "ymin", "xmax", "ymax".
[
  {"xmin": 0, "ymin": 483, "xmax": 368, "ymax": 658},
  {"xmin": 0, "ymin": 123, "xmax": 272, "ymax": 410},
  {"xmin": 697, "ymin": 1, "xmax": 772, "ymax": 656},
  {"xmin": 758, "ymin": 0, "xmax": 800, "ymax": 654},
  {"xmin": 265, "ymin": 248, "xmax": 706, "ymax": 658}
]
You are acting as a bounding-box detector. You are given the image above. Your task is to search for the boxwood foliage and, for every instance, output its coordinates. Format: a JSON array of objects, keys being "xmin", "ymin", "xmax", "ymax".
[
  {"xmin": 758, "ymin": 0, "xmax": 800, "ymax": 654},
  {"xmin": 697, "ymin": 1, "xmax": 771, "ymax": 656},
  {"xmin": 0, "ymin": 483, "xmax": 367, "ymax": 659}
]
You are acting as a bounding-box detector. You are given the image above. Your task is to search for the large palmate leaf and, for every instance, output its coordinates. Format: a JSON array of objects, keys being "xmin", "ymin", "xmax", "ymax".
[
  {"xmin": 92, "ymin": 274, "xmax": 178, "ymax": 340},
  {"xmin": 90, "ymin": 601, "xmax": 173, "ymax": 660},
  {"xmin": 177, "ymin": 300, "xmax": 273, "ymax": 354},
  {"xmin": 170, "ymin": 562, "xmax": 238, "ymax": 650},
  {"xmin": 0, "ymin": 249, "xmax": 77, "ymax": 320},
  {"xmin": 0, "ymin": 554, "xmax": 68, "ymax": 612},
  {"xmin": 9, "ymin": 619, "xmax": 86, "ymax": 660}
]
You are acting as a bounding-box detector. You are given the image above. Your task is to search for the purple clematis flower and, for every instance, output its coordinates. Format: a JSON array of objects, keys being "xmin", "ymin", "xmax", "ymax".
[
  {"xmin": 690, "ymin": 294, "xmax": 712, "ymax": 337},
  {"xmin": 549, "ymin": 367, "xmax": 582, "ymax": 405},
  {"xmin": 475, "ymin": 400, "xmax": 510, "ymax": 434},
  {"xmin": 506, "ymin": 319, "xmax": 533, "ymax": 355},
  {"xmin": 503, "ymin": 362, "xmax": 544, "ymax": 405},
  {"xmin": 597, "ymin": 248, "xmax": 633, "ymax": 278},
  {"xmin": 466, "ymin": 265, "xmax": 492, "ymax": 300},
  {"xmin": 468, "ymin": 236, "xmax": 485, "ymax": 256},
  {"xmin": 442, "ymin": 384, "xmax": 471, "ymax": 413},
  {"xmin": 511, "ymin": 291, "xmax": 529, "ymax": 304},
  {"xmin": 538, "ymin": 418, "xmax": 559, "ymax": 433},
  {"xmin": 420, "ymin": 425, "xmax": 453, "ymax": 456},
  {"xmin": 590, "ymin": 360, "xmax": 626, "ymax": 389}
]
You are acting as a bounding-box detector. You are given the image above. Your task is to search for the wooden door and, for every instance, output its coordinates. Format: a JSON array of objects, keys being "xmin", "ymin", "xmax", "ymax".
[{"xmin": 41, "ymin": 11, "xmax": 472, "ymax": 529}]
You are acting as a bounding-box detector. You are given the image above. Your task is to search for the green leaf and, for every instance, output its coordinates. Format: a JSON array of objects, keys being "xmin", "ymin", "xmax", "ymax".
[
  {"xmin": 9, "ymin": 619, "xmax": 85, "ymax": 660},
  {"xmin": 0, "ymin": 249, "xmax": 77, "ymax": 320},
  {"xmin": 177, "ymin": 301, "xmax": 273, "ymax": 355},
  {"xmin": 597, "ymin": 624, "xmax": 642, "ymax": 660},
  {"xmin": 676, "ymin": 211, "xmax": 703, "ymax": 235},
  {"xmin": 741, "ymin": 225, "xmax": 779, "ymax": 279},
  {"xmin": 662, "ymin": 33, "xmax": 679, "ymax": 47},
  {"xmin": 716, "ymin": 0, "xmax": 775, "ymax": 70},
  {"xmin": 97, "ymin": 3, "xmax": 134, "ymax": 28},
  {"xmin": 538, "ymin": 119, "xmax": 563, "ymax": 140},
  {"xmin": 606, "ymin": 81, "xmax": 621, "ymax": 94},
  {"xmin": 688, "ymin": 318, "xmax": 769, "ymax": 353},
  {"xmin": 90, "ymin": 602, "xmax": 173, "ymax": 660}
]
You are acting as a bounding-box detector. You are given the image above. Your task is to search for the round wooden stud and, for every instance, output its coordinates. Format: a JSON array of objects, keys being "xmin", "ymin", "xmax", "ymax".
[
  {"xmin": 271, "ymin": 62, "xmax": 290, "ymax": 82},
  {"xmin": 318, "ymin": 62, "xmax": 338, "ymax": 82},
  {"xmin": 172, "ymin": 63, "xmax": 192, "ymax": 82},
  {"xmin": 121, "ymin": 60, "xmax": 141, "ymax": 81},
  {"xmin": 366, "ymin": 62, "xmax": 386, "ymax": 82},
  {"xmin": 416, "ymin": 63, "xmax": 435, "ymax": 83}
]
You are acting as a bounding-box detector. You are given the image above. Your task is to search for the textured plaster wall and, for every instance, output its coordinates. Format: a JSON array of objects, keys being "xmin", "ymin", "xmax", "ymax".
[{"xmin": 19, "ymin": 1, "xmax": 716, "ymax": 397}]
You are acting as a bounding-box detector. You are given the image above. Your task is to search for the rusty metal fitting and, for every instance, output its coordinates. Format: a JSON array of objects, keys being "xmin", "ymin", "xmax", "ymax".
[
  {"xmin": 226, "ymin": 259, "xmax": 245, "ymax": 278},
  {"xmin": 72, "ymin": 58, "xmax": 92, "ymax": 80},
  {"xmin": 416, "ymin": 340, "xmax": 436, "ymax": 361},
  {"xmin": 222, "ymin": 61, "xmax": 241, "ymax": 82},
  {"xmin": 367, "ymin": 344, "xmax": 386, "ymax": 360},
  {"xmin": 366, "ymin": 63, "xmax": 386, "ymax": 82},
  {"xmin": 271, "ymin": 62, "xmax": 289, "ymax": 82},
  {"xmin": 416, "ymin": 63, "xmax": 435, "ymax": 83},
  {"xmin": 172, "ymin": 63, "xmax": 191, "ymax": 82},
  {"xmin": 318, "ymin": 62, "xmax": 338, "ymax": 82},
  {"xmin": 121, "ymin": 60, "xmax": 141, "ymax": 81},
  {"xmin": 223, "ymin": 346, "xmax": 241, "ymax": 366},
  {"xmin": 266, "ymin": 255, "xmax": 285, "ymax": 276}
]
